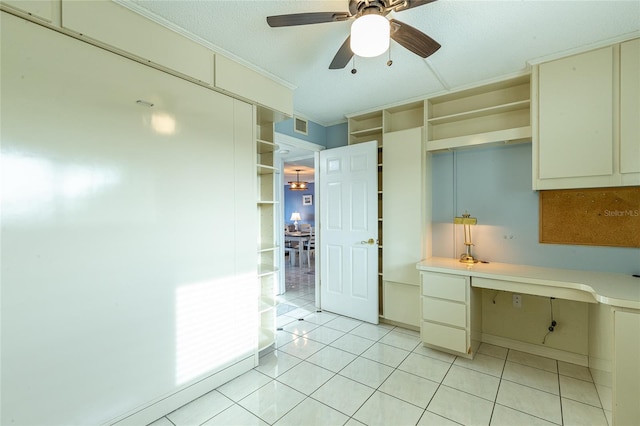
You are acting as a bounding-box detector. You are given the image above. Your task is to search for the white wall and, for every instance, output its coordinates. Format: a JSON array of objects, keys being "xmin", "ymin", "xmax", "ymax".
[{"xmin": 1, "ymin": 12, "xmax": 256, "ymax": 425}]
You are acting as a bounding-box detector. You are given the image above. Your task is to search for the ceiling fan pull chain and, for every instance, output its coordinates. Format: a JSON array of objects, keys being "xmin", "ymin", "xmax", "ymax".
[
  {"xmin": 351, "ymin": 56, "xmax": 358, "ymax": 74},
  {"xmin": 387, "ymin": 44, "xmax": 393, "ymax": 66}
]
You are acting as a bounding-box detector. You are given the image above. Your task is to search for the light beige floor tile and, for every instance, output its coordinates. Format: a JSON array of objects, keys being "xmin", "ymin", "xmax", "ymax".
[
  {"xmin": 303, "ymin": 325, "xmax": 345, "ymax": 345},
  {"xmin": 167, "ymin": 390, "xmax": 233, "ymax": 426},
  {"xmin": 379, "ymin": 330, "xmax": 421, "ymax": 351},
  {"xmin": 490, "ymin": 404, "xmax": 555, "ymax": 426},
  {"xmin": 595, "ymin": 383, "xmax": 612, "ymax": 411},
  {"xmin": 604, "ymin": 409, "xmax": 612, "ymax": 426},
  {"xmin": 393, "ymin": 327, "xmax": 421, "ymax": 337},
  {"xmin": 305, "ymin": 346, "xmax": 357, "ymax": 373},
  {"xmin": 349, "ymin": 323, "xmax": 393, "ymax": 341},
  {"xmin": 379, "ymin": 369, "xmax": 439, "ymax": 408},
  {"xmin": 428, "ymin": 385, "xmax": 494, "ymax": 426},
  {"xmin": 275, "ymin": 361, "xmax": 334, "ymax": 395},
  {"xmin": 412, "ymin": 345, "xmax": 456, "ymax": 364},
  {"xmin": 148, "ymin": 417, "xmax": 174, "ymax": 426},
  {"xmin": 278, "ymin": 336, "xmax": 325, "ymax": 359},
  {"xmin": 324, "ymin": 316, "xmax": 362, "ymax": 332},
  {"xmin": 238, "ymin": 381, "xmax": 305, "ymax": 425},
  {"xmin": 273, "ymin": 397, "xmax": 349, "ymax": 426},
  {"xmin": 303, "ymin": 310, "xmax": 339, "ymax": 325},
  {"xmin": 361, "ymin": 342, "xmax": 410, "ymax": 367},
  {"xmin": 502, "ymin": 361, "xmax": 559, "ymax": 395},
  {"xmin": 282, "ymin": 319, "xmax": 318, "ymax": 336},
  {"xmin": 217, "ymin": 370, "xmax": 272, "ymax": 402},
  {"xmin": 417, "ymin": 411, "xmax": 460, "ymax": 426},
  {"xmin": 478, "ymin": 343, "xmax": 508, "ymax": 360},
  {"xmin": 558, "ymin": 361, "xmax": 593, "ymax": 382},
  {"xmin": 561, "ymin": 398, "xmax": 608, "ymax": 426},
  {"xmin": 454, "ymin": 353, "xmax": 506, "ymax": 378},
  {"xmin": 496, "ymin": 380, "xmax": 562, "ymax": 424},
  {"xmin": 559, "ymin": 375, "xmax": 601, "ymax": 407},
  {"xmin": 443, "ymin": 364, "xmax": 501, "ymax": 401},
  {"xmin": 507, "ymin": 350, "xmax": 557, "ymax": 373},
  {"xmin": 275, "ymin": 330, "xmax": 297, "ymax": 348},
  {"xmin": 311, "ymin": 374, "xmax": 375, "ymax": 416},
  {"xmin": 339, "ymin": 357, "xmax": 394, "ymax": 388},
  {"xmin": 353, "ymin": 391, "xmax": 425, "ymax": 426},
  {"xmin": 330, "ymin": 333, "xmax": 375, "ymax": 355},
  {"xmin": 344, "ymin": 419, "xmax": 366, "ymax": 426},
  {"xmin": 255, "ymin": 350, "xmax": 302, "ymax": 379},
  {"xmin": 202, "ymin": 404, "xmax": 268, "ymax": 426},
  {"xmin": 276, "ymin": 315, "xmax": 297, "ymax": 328},
  {"xmin": 398, "ymin": 352, "xmax": 452, "ymax": 383}
]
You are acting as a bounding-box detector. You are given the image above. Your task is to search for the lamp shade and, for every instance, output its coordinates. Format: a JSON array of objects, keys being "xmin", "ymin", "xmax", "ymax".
[
  {"xmin": 290, "ymin": 212, "xmax": 302, "ymax": 221},
  {"xmin": 350, "ymin": 14, "xmax": 390, "ymax": 58}
]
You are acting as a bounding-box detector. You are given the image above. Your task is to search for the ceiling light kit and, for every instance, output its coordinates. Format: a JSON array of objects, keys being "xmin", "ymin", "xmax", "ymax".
[
  {"xmin": 267, "ymin": 0, "xmax": 441, "ymax": 70},
  {"xmin": 288, "ymin": 169, "xmax": 308, "ymax": 191}
]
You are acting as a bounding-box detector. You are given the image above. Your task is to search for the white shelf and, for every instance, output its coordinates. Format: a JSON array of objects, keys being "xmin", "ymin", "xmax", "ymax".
[
  {"xmin": 427, "ymin": 100, "xmax": 530, "ymax": 125},
  {"xmin": 426, "ymin": 126, "xmax": 532, "ymax": 152}
]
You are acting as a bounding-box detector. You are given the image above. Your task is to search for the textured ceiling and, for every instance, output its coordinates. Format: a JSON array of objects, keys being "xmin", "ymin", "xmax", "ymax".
[{"xmin": 125, "ymin": 0, "xmax": 640, "ymax": 126}]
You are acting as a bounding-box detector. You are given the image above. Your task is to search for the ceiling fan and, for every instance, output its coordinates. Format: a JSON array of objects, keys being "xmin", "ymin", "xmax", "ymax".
[{"xmin": 266, "ymin": 0, "xmax": 441, "ymax": 69}]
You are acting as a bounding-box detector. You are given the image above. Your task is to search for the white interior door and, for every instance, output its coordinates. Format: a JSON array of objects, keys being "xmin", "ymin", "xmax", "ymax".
[{"xmin": 319, "ymin": 141, "xmax": 378, "ymax": 324}]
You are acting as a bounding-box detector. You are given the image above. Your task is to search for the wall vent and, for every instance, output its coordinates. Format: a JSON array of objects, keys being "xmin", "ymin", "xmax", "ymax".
[{"xmin": 294, "ymin": 116, "xmax": 308, "ymax": 135}]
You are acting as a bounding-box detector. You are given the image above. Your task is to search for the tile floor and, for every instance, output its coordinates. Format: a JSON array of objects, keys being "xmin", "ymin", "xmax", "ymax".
[{"xmin": 150, "ymin": 260, "xmax": 612, "ymax": 426}]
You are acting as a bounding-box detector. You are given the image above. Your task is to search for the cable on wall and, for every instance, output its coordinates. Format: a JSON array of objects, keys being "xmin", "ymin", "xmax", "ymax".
[{"xmin": 542, "ymin": 297, "xmax": 557, "ymax": 344}]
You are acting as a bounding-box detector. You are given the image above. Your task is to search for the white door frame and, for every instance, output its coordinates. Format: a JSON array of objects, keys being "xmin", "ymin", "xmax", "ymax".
[{"xmin": 274, "ymin": 132, "xmax": 324, "ymax": 304}]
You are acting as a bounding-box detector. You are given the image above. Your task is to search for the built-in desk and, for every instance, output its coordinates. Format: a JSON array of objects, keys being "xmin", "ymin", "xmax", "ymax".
[{"xmin": 416, "ymin": 257, "xmax": 640, "ymax": 426}]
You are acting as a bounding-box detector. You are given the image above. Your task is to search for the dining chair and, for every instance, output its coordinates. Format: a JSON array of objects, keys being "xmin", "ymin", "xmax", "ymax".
[{"xmin": 304, "ymin": 231, "xmax": 315, "ymax": 266}]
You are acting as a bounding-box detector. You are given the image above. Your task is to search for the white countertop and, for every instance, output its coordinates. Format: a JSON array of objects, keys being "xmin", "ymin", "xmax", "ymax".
[{"xmin": 417, "ymin": 257, "xmax": 640, "ymax": 309}]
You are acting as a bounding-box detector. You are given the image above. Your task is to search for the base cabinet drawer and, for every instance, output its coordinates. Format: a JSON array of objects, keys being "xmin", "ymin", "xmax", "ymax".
[
  {"xmin": 421, "ymin": 321, "xmax": 467, "ymax": 354},
  {"xmin": 422, "ymin": 297, "xmax": 466, "ymax": 328},
  {"xmin": 421, "ymin": 272, "xmax": 468, "ymax": 302}
]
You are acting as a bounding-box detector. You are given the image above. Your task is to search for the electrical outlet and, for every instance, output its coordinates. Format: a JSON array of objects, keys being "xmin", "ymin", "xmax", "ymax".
[{"xmin": 513, "ymin": 294, "xmax": 522, "ymax": 308}]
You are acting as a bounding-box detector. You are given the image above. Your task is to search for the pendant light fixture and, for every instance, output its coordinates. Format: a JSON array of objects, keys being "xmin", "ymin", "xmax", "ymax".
[{"xmin": 288, "ymin": 169, "xmax": 308, "ymax": 191}]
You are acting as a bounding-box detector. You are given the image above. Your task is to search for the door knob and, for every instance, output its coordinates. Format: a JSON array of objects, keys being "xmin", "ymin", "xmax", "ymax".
[{"xmin": 360, "ymin": 238, "xmax": 376, "ymax": 245}]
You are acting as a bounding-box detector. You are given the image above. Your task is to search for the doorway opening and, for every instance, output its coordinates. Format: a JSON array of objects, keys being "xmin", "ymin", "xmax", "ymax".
[{"xmin": 274, "ymin": 133, "xmax": 322, "ymax": 321}]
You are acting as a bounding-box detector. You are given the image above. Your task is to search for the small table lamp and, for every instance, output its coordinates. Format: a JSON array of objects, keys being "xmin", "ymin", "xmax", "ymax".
[
  {"xmin": 454, "ymin": 212, "xmax": 478, "ymax": 264},
  {"xmin": 290, "ymin": 212, "xmax": 301, "ymax": 231}
]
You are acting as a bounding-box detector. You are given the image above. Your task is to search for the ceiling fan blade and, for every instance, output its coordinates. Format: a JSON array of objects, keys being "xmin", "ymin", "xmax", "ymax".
[
  {"xmin": 329, "ymin": 36, "xmax": 354, "ymax": 69},
  {"xmin": 267, "ymin": 12, "xmax": 351, "ymax": 27},
  {"xmin": 389, "ymin": 18, "xmax": 441, "ymax": 58},
  {"xmin": 393, "ymin": 0, "xmax": 438, "ymax": 13}
]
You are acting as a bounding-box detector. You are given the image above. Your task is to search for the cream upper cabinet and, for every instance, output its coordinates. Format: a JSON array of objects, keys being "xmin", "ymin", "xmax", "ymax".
[
  {"xmin": 533, "ymin": 40, "xmax": 640, "ymax": 190},
  {"xmin": 1, "ymin": 0, "xmax": 54, "ymax": 22},
  {"xmin": 620, "ymin": 38, "xmax": 640, "ymax": 176}
]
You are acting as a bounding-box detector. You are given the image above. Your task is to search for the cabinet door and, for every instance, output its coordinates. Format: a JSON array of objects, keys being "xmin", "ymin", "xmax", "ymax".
[
  {"xmin": 538, "ymin": 47, "xmax": 614, "ymax": 181},
  {"xmin": 382, "ymin": 127, "xmax": 423, "ymax": 285},
  {"xmin": 620, "ymin": 39, "xmax": 640, "ymax": 176},
  {"xmin": 613, "ymin": 310, "xmax": 640, "ymax": 425}
]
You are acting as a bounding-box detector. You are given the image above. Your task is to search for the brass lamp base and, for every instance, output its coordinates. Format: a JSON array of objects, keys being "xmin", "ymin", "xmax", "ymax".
[
  {"xmin": 459, "ymin": 245, "xmax": 478, "ymax": 264},
  {"xmin": 459, "ymin": 253, "xmax": 479, "ymax": 264}
]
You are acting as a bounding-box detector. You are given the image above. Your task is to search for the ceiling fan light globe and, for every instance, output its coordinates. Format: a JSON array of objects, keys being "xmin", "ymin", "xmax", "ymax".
[{"xmin": 350, "ymin": 14, "xmax": 390, "ymax": 58}]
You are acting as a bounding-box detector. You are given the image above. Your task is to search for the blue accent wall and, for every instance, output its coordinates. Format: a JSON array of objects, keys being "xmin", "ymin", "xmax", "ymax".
[
  {"xmin": 431, "ymin": 143, "xmax": 640, "ymax": 275},
  {"xmin": 326, "ymin": 122, "xmax": 348, "ymax": 148},
  {"xmin": 285, "ymin": 183, "xmax": 315, "ymax": 228},
  {"xmin": 275, "ymin": 119, "xmax": 327, "ymax": 147}
]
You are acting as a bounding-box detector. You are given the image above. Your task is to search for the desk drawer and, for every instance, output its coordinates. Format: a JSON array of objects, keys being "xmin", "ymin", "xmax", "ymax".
[
  {"xmin": 422, "ymin": 297, "xmax": 466, "ymax": 328},
  {"xmin": 421, "ymin": 272, "xmax": 467, "ymax": 302},
  {"xmin": 421, "ymin": 321, "xmax": 467, "ymax": 354}
]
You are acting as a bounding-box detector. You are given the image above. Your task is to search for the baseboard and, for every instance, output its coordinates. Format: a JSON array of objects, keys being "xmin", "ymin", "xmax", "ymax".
[
  {"xmin": 107, "ymin": 355, "xmax": 256, "ymax": 426},
  {"xmin": 482, "ymin": 333, "xmax": 588, "ymax": 366}
]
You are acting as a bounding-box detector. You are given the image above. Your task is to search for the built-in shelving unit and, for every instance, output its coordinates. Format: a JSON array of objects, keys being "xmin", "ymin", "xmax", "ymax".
[
  {"xmin": 256, "ymin": 106, "xmax": 279, "ymax": 351},
  {"xmin": 347, "ymin": 102, "xmax": 425, "ymax": 325},
  {"xmin": 426, "ymin": 74, "xmax": 531, "ymax": 151}
]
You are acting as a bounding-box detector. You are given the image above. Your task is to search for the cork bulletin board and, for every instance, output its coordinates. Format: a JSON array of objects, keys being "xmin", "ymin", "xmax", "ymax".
[{"xmin": 539, "ymin": 187, "xmax": 640, "ymax": 248}]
